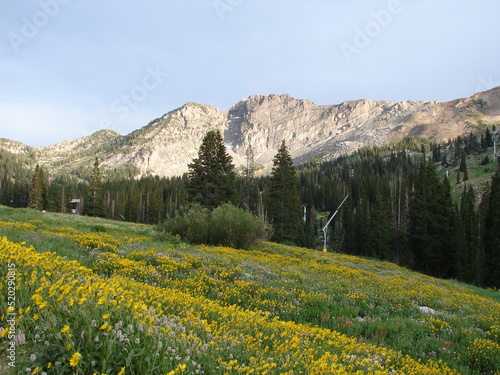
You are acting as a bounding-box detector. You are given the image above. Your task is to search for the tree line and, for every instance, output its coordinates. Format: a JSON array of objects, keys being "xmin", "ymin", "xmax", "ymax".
[{"xmin": 1, "ymin": 128, "xmax": 499, "ymax": 287}]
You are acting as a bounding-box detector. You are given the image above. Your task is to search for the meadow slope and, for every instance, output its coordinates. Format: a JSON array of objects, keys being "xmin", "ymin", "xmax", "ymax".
[{"xmin": 0, "ymin": 206, "xmax": 499, "ymax": 375}]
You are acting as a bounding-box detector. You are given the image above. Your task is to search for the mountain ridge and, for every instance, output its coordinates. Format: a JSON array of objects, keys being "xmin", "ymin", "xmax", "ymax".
[{"xmin": 2, "ymin": 87, "xmax": 500, "ymax": 178}]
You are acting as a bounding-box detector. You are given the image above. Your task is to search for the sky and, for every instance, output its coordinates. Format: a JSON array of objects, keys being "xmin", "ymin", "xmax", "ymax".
[{"xmin": 1, "ymin": 0, "xmax": 500, "ymax": 147}]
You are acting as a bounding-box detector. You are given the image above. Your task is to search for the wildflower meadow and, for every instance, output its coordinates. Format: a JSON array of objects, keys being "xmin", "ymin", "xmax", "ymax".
[{"xmin": 0, "ymin": 206, "xmax": 499, "ymax": 374}]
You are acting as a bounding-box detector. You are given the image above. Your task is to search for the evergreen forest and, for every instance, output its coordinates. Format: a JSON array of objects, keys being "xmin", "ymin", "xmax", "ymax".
[{"xmin": 1, "ymin": 128, "xmax": 499, "ymax": 288}]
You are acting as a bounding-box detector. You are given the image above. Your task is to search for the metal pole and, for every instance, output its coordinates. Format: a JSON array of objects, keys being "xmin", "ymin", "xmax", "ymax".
[{"xmin": 322, "ymin": 195, "xmax": 349, "ymax": 252}]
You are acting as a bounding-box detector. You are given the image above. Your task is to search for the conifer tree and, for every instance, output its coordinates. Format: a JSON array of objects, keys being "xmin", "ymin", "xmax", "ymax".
[
  {"xmin": 39, "ymin": 167, "xmax": 49, "ymax": 209},
  {"xmin": 13, "ymin": 181, "xmax": 29, "ymax": 208},
  {"xmin": 243, "ymin": 146, "xmax": 257, "ymax": 210},
  {"xmin": 268, "ymin": 140, "xmax": 302, "ymax": 244},
  {"xmin": 0, "ymin": 173, "xmax": 12, "ymax": 206},
  {"xmin": 188, "ymin": 130, "xmax": 236, "ymax": 209},
  {"xmin": 85, "ymin": 157, "xmax": 105, "ymax": 217},
  {"xmin": 409, "ymin": 159, "xmax": 455, "ymax": 277},
  {"xmin": 47, "ymin": 183, "xmax": 63, "ymax": 212},
  {"xmin": 304, "ymin": 203, "xmax": 318, "ymax": 249},
  {"xmin": 28, "ymin": 164, "xmax": 43, "ymax": 210},
  {"xmin": 483, "ymin": 164, "xmax": 500, "ymax": 287},
  {"xmin": 369, "ymin": 188, "xmax": 392, "ymax": 260},
  {"xmin": 485, "ymin": 127, "xmax": 493, "ymax": 148},
  {"xmin": 125, "ymin": 188, "xmax": 139, "ymax": 222},
  {"xmin": 458, "ymin": 185, "xmax": 482, "ymax": 284},
  {"xmin": 459, "ymin": 153, "xmax": 465, "ymax": 171}
]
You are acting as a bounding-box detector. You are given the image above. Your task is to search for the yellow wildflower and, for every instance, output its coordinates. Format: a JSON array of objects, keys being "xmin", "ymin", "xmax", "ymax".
[
  {"xmin": 69, "ymin": 352, "xmax": 82, "ymax": 367},
  {"xmin": 97, "ymin": 295, "xmax": 107, "ymax": 305},
  {"xmin": 61, "ymin": 325, "xmax": 70, "ymax": 334}
]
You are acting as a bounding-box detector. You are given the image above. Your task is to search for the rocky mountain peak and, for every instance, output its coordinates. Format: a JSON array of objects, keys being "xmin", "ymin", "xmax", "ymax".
[
  {"xmin": 35, "ymin": 128, "xmax": 121, "ymax": 157},
  {"xmin": 2, "ymin": 87, "xmax": 499, "ymax": 179},
  {"xmin": 0, "ymin": 138, "xmax": 33, "ymax": 154}
]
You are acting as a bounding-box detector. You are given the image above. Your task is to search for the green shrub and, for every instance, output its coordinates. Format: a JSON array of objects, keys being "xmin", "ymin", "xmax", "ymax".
[
  {"xmin": 210, "ymin": 203, "xmax": 266, "ymax": 249},
  {"xmin": 162, "ymin": 204, "xmax": 210, "ymax": 245},
  {"xmin": 160, "ymin": 203, "xmax": 265, "ymax": 249},
  {"xmin": 91, "ymin": 224, "xmax": 107, "ymax": 232}
]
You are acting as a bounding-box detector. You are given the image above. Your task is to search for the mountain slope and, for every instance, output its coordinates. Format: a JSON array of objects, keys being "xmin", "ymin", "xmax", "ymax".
[
  {"xmin": 0, "ymin": 206, "xmax": 499, "ymax": 373},
  {"xmin": 2, "ymin": 87, "xmax": 500, "ymax": 178}
]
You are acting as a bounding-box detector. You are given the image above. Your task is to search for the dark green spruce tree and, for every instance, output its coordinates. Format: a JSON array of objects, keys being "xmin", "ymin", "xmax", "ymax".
[
  {"xmin": 457, "ymin": 185, "xmax": 482, "ymax": 284},
  {"xmin": 0, "ymin": 173, "xmax": 13, "ymax": 206},
  {"xmin": 483, "ymin": 162, "xmax": 500, "ymax": 287},
  {"xmin": 47, "ymin": 183, "xmax": 63, "ymax": 213},
  {"xmin": 268, "ymin": 140, "xmax": 302, "ymax": 244},
  {"xmin": 85, "ymin": 157, "xmax": 105, "ymax": 217},
  {"xmin": 460, "ymin": 153, "xmax": 469, "ymax": 182},
  {"xmin": 28, "ymin": 164, "xmax": 43, "ymax": 210},
  {"xmin": 409, "ymin": 158, "xmax": 455, "ymax": 278},
  {"xmin": 188, "ymin": 130, "xmax": 236, "ymax": 209},
  {"xmin": 368, "ymin": 187, "xmax": 392, "ymax": 261}
]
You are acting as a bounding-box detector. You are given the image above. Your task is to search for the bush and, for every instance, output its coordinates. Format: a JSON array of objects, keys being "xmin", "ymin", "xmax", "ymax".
[
  {"xmin": 160, "ymin": 203, "xmax": 265, "ymax": 249},
  {"xmin": 210, "ymin": 203, "xmax": 266, "ymax": 250},
  {"xmin": 91, "ymin": 224, "xmax": 107, "ymax": 232},
  {"xmin": 162, "ymin": 204, "xmax": 210, "ymax": 245}
]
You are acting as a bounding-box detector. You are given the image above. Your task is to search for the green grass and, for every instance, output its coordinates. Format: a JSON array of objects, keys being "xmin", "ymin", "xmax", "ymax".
[{"xmin": 1, "ymin": 206, "xmax": 499, "ymax": 374}]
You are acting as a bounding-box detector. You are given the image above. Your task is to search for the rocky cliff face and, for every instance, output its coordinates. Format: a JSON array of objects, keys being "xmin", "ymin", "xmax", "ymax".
[
  {"xmin": 103, "ymin": 103, "xmax": 232, "ymax": 177},
  {"xmin": 224, "ymin": 88, "xmax": 499, "ymax": 171},
  {"xmin": 2, "ymin": 87, "xmax": 500, "ymax": 178},
  {"xmin": 0, "ymin": 138, "xmax": 34, "ymax": 155}
]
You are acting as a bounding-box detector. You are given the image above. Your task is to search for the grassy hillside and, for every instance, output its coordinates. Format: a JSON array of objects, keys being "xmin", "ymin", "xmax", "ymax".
[
  {"xmin": 0, "ymin": 206, "xmax": 499, "ymax": 375},
  {"xmin": 436, "ymin": 144, "xmax": 499, "ymax": 201}
]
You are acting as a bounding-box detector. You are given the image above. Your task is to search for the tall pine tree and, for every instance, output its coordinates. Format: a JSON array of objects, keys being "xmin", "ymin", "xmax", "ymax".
[
  {"xmin": 28, "ymin": 165, "xmax": 43, "ymax": 210},
  {"xmin": 457, "ymin": 185, "xmax": 482, "ymax": 283},
  {"xmin": 268, "ymin": 140, "xmax": 302, "ymax": 244},
  {"xmin": 0, "ymin": 173, "xmax": 12, "ymax": 206},
  {"xmin": 369, "ymin": 187, "xmax": 392, "ymax": 260},
  {"xmin": 409, "ymin": 159, "xmax": 455, "ymax": 277},
  {"xmin": 188, "ymin": 130, "xmax": 236, "ymax": 209},
  {"xmin": 85, "ymin": 157, "xmax": 105, "ymax": 217},
  {"xmin": 483, "ymin": 162, "xmax": 500, "ymax": 287}
]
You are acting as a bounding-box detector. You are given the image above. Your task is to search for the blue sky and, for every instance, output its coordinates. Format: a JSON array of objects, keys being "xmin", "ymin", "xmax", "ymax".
[{"xmin": 1, "ymin": 0, "xmax": 499, "ymax": 147}]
